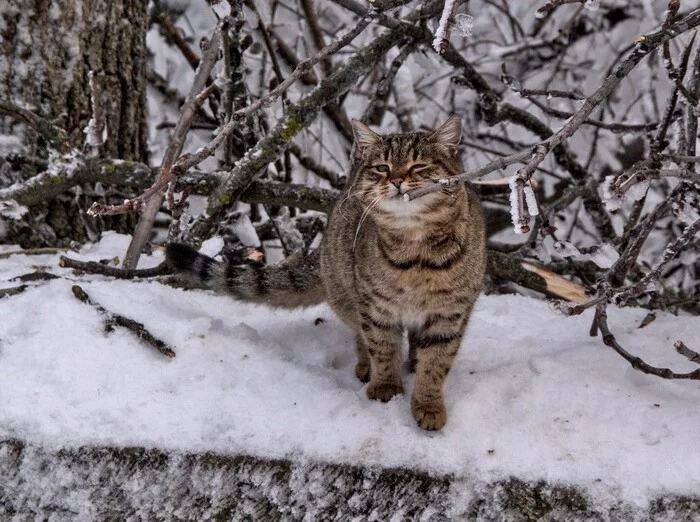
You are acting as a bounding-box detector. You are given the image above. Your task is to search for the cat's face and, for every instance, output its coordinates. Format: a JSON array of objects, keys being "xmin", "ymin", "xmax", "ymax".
[{"xmin": 350, "ymin": 116, "xmax": 463, "ymax": 217}]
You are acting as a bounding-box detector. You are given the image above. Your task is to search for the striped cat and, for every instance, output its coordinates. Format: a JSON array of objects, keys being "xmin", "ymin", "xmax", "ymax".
[{"xmin": 166, "ymin": 115, "xmax": 486, "ymax": 430}]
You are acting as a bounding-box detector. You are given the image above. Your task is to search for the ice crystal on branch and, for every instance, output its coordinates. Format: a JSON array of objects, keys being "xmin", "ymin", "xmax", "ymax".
[{"xmin": 455, "ymin": 14, "xmax": 473, "ymax": 37}]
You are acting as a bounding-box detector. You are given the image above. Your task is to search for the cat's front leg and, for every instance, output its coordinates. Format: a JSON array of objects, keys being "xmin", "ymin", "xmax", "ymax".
[
  {"xmin": 359, "ymin": 311, "xmax": 404, "ymax": 402},
  {"xmin": 408, "ymin": 313, "xmax": 467, "ymax": 430}
]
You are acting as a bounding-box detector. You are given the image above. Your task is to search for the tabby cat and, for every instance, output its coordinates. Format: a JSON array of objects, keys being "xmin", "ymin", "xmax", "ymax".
[{"xmin": 166, "ymin": 115, "xmax": 486, "ymax": 430}]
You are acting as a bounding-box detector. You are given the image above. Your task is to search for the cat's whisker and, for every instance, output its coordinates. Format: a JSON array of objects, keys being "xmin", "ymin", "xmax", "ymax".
[
  {"xmin": 352, "ymin": 194, "xmax": 383, "ymax": 251},
  {"xmin": 337, "ymin": 185, "xmax": 373, "ymax": 219}
]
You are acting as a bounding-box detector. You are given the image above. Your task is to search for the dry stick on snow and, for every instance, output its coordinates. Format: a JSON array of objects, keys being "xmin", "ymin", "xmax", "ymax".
[
  {"xmin": 59, "ymin": 256, "xmax": 171, "ymax": 279},
  {"xmin": 11, "ymin": 272, "xmax": 60, "ymax": 283},
  {"xmin": 0, "ymin": 247, "xmax": 70, "ymax": 260},
  {"xmin": 675, "ymin": 341, "xmax": 700, "ymax": 365},
  {"xmin": 0, "ymin": 285, "xmax": 28, "ymax": 299},
  {"xmin": 71, "ymin": 285, "xmax": 176, "ymax": 358},
  {"xmin": 595, "ymin": 303, "xmax": 700, "ymax": 380}
]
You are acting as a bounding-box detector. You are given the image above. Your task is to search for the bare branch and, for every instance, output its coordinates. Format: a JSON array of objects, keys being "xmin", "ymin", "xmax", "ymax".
[
  {"xmin": 0, "ymin": 101, "xmax": 70, "ymax": 152},
  {"xmin": 613, "ymin": 217, "xmax": 700, "ymax": 305},
  {"xmin": 596, "ymin": 303, "xmax": 700, "ymax": 380}
]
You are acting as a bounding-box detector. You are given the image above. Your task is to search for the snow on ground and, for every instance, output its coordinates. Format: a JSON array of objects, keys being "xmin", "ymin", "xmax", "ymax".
[{"xmin": 1, "ymin": 233, "xmax": 700, "ymax": 509}]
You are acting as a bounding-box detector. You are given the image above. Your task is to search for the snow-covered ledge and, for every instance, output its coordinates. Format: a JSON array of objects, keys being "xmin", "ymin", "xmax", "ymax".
[
  {"xmin": 2, "ymin": 439, "xmax": 698, "ymax": 520},
  {"xmin": 2, "ymin": 235, "xmax": 700, "ymax": 519}
]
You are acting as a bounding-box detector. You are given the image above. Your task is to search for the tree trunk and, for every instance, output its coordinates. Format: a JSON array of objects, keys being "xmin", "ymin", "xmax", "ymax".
[{"xmin": 0, "ymin": 0, "xmax": 148, "ymax": 247}]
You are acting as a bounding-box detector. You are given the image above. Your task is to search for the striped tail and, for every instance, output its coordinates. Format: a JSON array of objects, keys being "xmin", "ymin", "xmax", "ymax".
[{"xmin": 165, "ymin": 243, "xmax": 325, "ymax": 308}]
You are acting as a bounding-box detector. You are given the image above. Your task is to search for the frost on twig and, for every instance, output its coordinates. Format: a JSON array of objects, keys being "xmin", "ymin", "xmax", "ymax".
[
  {"xmin": 83, "ymin": 71, "xmax": 107, "ymax": 156},
  {"xmin": 508, "ymin": 175, "xmax": 538, "ymax": 233},
  {"xmin": 432, "ymin": 0, "xmax": 458, "ymax": 55}
]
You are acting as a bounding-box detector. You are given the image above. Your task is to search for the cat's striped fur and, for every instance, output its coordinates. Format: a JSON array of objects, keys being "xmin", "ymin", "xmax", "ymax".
[{"xmin": 166, "ymin": 115, "xmax": 486, "ymax": 430}]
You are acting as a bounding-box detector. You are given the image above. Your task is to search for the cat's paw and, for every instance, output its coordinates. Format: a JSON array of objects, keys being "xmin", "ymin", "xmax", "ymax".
[
  {"xmin": 412, "ymin": 400, "xmax": 447, "ymax": 431},
  {"xmin": 355, "ymin": 362, "xmax": 370, "ymax": 383},
  {"xmin": 367, "ymin": 381, "xmax": 404, "ymax": 402}
]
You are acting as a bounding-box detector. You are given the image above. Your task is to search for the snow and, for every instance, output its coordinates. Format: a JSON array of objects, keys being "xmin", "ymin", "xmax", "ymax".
[
  {"xmin": 0, "ymin": 199, "xmax": 28, "ymax": 221},
  {"xmin": 508, "ymin": 176, "xmax": 529, "ymax": 234},
  {"xmin": 523, "ymin": 185, "xmax": 539, "ymax": 216},
  {"xmin": 2, "ymin": 233, "xmax": 700, "ymax": 511},
  {"xmin": 432, "ymin": 0, "xmax": 457, "ymax": 53},
  {"xmin": 584, "ymin": 0, "xmax": 600, "ymax": 12},
  {"xmin": 583, "ymin": 242, "xmax": 621, "ymax": 269}
]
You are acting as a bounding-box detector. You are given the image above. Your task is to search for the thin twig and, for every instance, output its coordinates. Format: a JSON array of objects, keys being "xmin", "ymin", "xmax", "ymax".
[
  {"xmin": 613, "ymin": 217, "xmax": 700, "ymax": 305},
  {"xmin": 0, "ymin": 101, "xmax": 70, "ymax": 152},
  {"xmin": 0, "ymin": 247, "xmax": 70, "ymax": 260},
  {"xmin": 71, "ymin": 285, "xmax": 176, "ymax": 358}
]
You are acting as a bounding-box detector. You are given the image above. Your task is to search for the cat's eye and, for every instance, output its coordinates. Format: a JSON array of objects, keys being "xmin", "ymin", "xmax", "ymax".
[
  {"xmin": 410, "ymin": 163, "xmax": 429, "ymax": 172},
  {"xmin": 374, "ymin": 165, "xmax": 390, "ymax": 173}
]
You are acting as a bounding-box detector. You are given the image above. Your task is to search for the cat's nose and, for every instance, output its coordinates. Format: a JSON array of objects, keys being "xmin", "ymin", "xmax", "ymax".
[{"xmin": 390, "ymin": 178, "xmax": 403, "ymax": 188}]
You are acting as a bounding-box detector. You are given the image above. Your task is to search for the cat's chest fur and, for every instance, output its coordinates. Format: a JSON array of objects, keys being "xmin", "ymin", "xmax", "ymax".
[{"xmin": 355, "ymin": 223, "xmax": 469, "ymax": 327}]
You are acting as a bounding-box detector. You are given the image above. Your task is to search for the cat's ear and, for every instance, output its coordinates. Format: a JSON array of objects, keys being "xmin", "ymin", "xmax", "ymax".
[
  {"xmin": 351, "ymin": 119, "xmax": 381, "ymax": 151},
  {"xmin": 431, "ymin": 115, "xmax": 462, "ymax": 147}
]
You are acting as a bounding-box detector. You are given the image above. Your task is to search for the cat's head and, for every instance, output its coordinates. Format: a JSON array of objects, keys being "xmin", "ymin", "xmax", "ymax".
[{"xmin": 349, "ymin": 116, "xmax": 463, "ymax": 216}]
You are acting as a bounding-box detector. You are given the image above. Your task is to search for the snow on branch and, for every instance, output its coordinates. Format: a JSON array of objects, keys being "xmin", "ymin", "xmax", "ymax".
[{"xmin": 432, "ymin": 0, "xmax": 457, "ymax": 55}]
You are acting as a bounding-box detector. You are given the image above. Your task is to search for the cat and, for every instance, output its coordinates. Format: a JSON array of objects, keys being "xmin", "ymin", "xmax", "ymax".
[{"xmin": 166, "ymin": 115, "xmax": 486, "ymax": 430}]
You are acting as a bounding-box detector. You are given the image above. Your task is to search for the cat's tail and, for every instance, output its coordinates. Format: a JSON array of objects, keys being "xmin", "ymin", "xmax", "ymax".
[{"xmin": 165, "ymin": 243, "xmax": 326, "ymax": 308}]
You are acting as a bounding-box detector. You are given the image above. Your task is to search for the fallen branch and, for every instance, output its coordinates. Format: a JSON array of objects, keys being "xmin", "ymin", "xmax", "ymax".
[
  {"xmin": 60, "ymin": 257, "xmax": 170, "ymax": 279},
  {"xmin": 71, "ymin": 285, "xmax": 176, "ymax": 358},
  {"xmin": 0, "ymin": 247, "xmax": 70, "ymax": 260},
  {"xmin": 675, "ymin": 341, "xmax": 700, "ymax": 365},
  {"xmin": 11, "ymin": 272, "xmax": 60, "ymax": 283},
  {"xmin": 0, "ymin": 285, "xmax": 28, "ymax": 299}
]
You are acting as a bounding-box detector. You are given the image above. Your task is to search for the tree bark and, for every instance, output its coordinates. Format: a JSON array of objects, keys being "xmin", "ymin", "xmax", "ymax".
[{"xmin": 0, "ymin": 0, "xmax": 148, "ymax": 247}]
